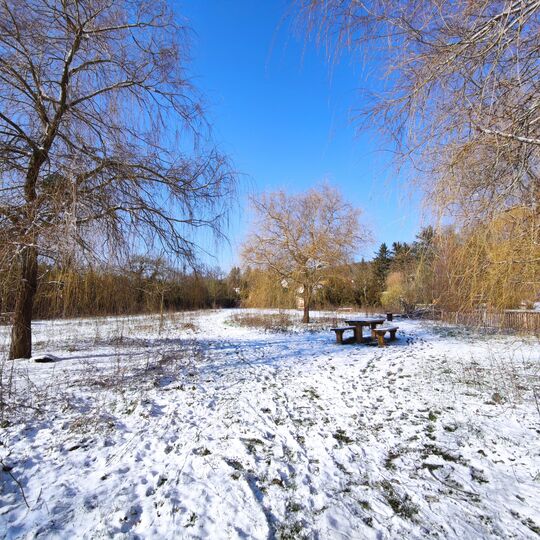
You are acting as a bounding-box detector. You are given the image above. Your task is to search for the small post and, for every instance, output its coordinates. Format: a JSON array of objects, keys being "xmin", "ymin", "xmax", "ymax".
[{"xmin": 386, "ymin": 313, "xmax": 393, "ymax": 321}]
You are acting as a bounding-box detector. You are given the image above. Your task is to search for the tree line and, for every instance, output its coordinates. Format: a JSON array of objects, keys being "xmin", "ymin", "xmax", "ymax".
[
  {"xmin": 0, "ymin": 214, "xmax": 536, "ymax": 323},
  {"xmin": 0, "ymin": 258, "xmax": 240, "ymax": 320},
  {"xmin": 240, "ymin": 226, "xmax": 436, "ymax": 313},
  {"xmin": 241, "ymin": 217, "xmax": 538, "ymax": 315}
]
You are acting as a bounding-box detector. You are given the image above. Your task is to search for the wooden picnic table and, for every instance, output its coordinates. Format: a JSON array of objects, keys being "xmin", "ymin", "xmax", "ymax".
[{"xmin": 345, "ymin": 317, "xmax": 385, "ymax": 343}]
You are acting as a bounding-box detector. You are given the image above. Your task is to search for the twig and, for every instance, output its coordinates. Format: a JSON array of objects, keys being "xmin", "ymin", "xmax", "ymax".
[
  {"xmin": 0, "ymin": 458, "xmax": 30, "ymax": 508},
  {"xmin": 533, "ymin": 386, "xmax": 540, "ymax": 419},
  {"xmin": 427, "ymin": 467, "xmax": 479, "ymax": 498}
]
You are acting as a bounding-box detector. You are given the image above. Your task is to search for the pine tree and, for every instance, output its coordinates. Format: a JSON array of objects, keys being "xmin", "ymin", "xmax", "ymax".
[{"xmin": 372, "ymin": 243, "xmax": 392, "ymax": 285}]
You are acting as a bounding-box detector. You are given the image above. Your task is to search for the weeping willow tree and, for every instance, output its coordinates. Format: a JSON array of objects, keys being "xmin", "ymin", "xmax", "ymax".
[
  {"xmin": 0, "ymin": 0, "xmax": 236, "ymax": 358},
  {"xmin": 438, "ymin": 208, "xmax": 539, "ymax": 310},
  {"xmin": 298, "ymin": 0, "xmax": 540, "ymax": 311}
]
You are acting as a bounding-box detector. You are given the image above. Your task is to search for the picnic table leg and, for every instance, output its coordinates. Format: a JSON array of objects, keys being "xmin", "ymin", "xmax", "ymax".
[
  {"xmin": 355, "ymin": 325, "xmax": 364, "ymax": 344},
  {"xmin": 376, "ymin": 333, "xmax": 386, "ymax": 347},
  {"xmin": 389, "ymin": 329, "xmax": 397, "ymax": 341},
  {"xmin": 336, "ymin": 330, "xmax": 344, "ymax": 344}
]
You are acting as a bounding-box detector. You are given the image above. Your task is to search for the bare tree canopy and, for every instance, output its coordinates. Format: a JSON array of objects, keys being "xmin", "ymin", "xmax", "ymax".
[
  {"xmin": 297, "ymin": 0, "xmax": 540, "ymax": 223},
  {"xmin": 0, "ymin": 0, "xmax": 236, "ymax": 358},
  {"xmin": 241, "ymin": 184, "xmax": 369, "ymax": 322}
]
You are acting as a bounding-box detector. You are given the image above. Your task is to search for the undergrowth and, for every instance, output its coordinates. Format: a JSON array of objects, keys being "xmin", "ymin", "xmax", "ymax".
[{"xmin": 227, "ymin": 312, "xmax": 340, "ymax": 333}]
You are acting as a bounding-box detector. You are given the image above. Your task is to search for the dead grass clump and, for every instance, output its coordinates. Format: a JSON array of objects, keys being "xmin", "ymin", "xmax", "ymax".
[
  {"xmin": 228, "ymin": 313, "xmax": 295, "ymax": 333},
  {"xmin": 179, "ymin": 322, "xmax": 198, "ymax": 332},
  {"xmin": 228, "ymin": 312, "xmax": 341, "ymax": 333},
  {"xmin": 312, "ymin": 315, "xmax": 340, "ymax": 328},
  {"xmin": 428, "ymin": 339, "xmax": 540, "ymax": 419}
]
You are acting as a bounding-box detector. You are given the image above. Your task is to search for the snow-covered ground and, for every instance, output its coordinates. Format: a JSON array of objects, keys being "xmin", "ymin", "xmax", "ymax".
[{"xmin": 0, "ymin": 309, "xmax": 539, "ymax": 539}]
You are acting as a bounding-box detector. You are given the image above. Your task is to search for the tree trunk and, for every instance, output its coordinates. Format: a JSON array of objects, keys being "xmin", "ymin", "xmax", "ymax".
[
  {"xmin": 9, "ymin": 145, "xmax": 47, "ymax": 359},
  {"xmin": 302, "ymin": 286, "xmax": 311, "ymax": 323},
  {"xmin": 9, "ymin": 245, "xmax": 38, "ymax": 359}
]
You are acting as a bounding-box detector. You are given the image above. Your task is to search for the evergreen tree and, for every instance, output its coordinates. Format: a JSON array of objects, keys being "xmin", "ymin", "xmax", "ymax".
[{"xmin": 372, "ymin": 243, "xmax": 392, "ymax": 286}]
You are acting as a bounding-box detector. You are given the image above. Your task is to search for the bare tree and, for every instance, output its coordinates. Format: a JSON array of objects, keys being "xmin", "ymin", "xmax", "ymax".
[
  {"xmin": 297, "ymin": 0, "xmax": 540, "ymax": 221},
  {"xmin": 297, "ymin": 0, "xmax": 540, "ymax": 310},
  {"xmin": 0, "ymin": 0, "xmax": 236, "ymax": 358},
  {"xmin": 241, "ymin": 184, "xmax": 368, "ymax": 323}
]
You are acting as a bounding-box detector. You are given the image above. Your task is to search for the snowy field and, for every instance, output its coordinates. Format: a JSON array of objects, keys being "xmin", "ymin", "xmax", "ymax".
[{"xmin": 0, "ymin": 309, "xmax": 539, "ymax": 539}]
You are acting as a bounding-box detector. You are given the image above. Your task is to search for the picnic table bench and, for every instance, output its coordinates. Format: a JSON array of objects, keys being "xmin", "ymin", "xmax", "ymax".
[
  {"xmin": 345, "ymin": 318, "xmax": 385, "ymax": 343},
  {"xmin": 331, "ymin": 315, "xmax": 400, "ymax": 347},
  {"xmin": 330, "ymin": 326, "xmax": 357, "ymax": 344},
  {"xmin": 371, "ymin": 326, "xmax": 399, "ymax": 347}
]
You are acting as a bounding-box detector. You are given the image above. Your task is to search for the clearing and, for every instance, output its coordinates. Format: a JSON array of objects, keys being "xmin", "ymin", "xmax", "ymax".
[{"xmin": 0, "ymin": 309, "xmax": 539, "ymax": 539}]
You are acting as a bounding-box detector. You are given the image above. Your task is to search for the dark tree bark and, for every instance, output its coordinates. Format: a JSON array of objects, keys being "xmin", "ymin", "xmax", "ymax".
[
  {"xmin": 302, "ymin": 286, "xmax": 311, "ymax": 324},
  {"xmin": 9, "ymin": 146, "xmax": 44, "ymax": 359},
  {"xmin": 9, "ymin": 246, "xmax": 37, "ymax": 359}
]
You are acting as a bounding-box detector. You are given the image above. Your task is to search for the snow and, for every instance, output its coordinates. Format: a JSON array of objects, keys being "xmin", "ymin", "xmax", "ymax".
[{"xmin": 1, "ymin": 309, "xmax": 539, "ymax": 539}]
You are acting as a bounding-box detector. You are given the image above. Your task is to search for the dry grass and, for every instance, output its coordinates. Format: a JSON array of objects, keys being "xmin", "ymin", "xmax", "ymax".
[
  {"xmin": 227, "ymin": 311, "xmax": 340, "ymax": 333},
  {"xmin": 0, "ymin": 312, "xmax": 204, "ymax": 428},
  {"xmin": 424, "ymin": 326, "xmax": 540, "ymax": 417}
]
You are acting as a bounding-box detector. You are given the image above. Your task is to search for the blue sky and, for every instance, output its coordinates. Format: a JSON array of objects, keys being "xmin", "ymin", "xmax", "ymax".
[{"xmin": 175, "ymin": 0, "xmax": 424, "ymax": 271}]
